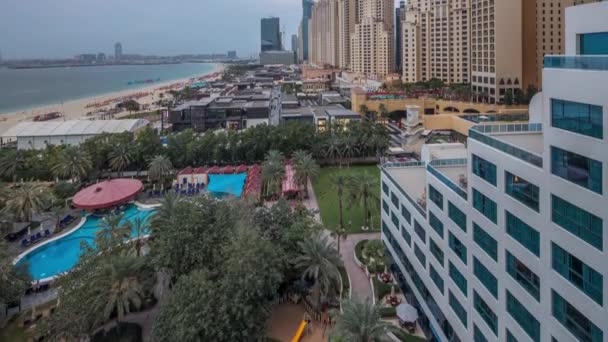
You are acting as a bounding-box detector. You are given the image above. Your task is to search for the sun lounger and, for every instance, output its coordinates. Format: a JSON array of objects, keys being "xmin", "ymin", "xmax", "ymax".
[
  {"xmin": 21, "ymin": 239, "xmax": 30, "ymax": 247},
  {"xmin": 44, "ymin": 229, "xmax": 51, "ymax": 237}
]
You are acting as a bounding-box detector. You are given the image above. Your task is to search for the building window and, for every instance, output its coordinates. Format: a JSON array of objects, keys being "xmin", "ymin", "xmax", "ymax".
[
  {"xmin": 474, "ymin": 291, "xmax": 498, "ymax": 335},
  {"xmin": 551, "ymin": 195, "xmax": 603, "ymax": 251},
  {"xmin": 552, "ymin": 243, "xmax": 603, "ymax": 305},
  {"xmin": 382, "ymin": 200, "xmax": 389, "ymax": 214},
  {"xmin": 551, "ymin": 146, "xmax": 602, "ymax": 194},
  {"xmin": 391, "ymin": 211, "xmax": 399, "ymax": 227},
  {"xmin": 474, "ymin": 325, "xmax": 488, "ymax": 342},
  {"xmin": 391, "ymin": 192, "xmax": 400, "ymax": 208},
  {"xmin": 414, "ymin": 243, "xmax": 426, "ymax": 268},
  {"xmin": 448, "ymin": 202, "xmax": 467, "ymax": 232},
  {"xmin": 430, "ymin": 238, "xmax": 444, "ymax": 266},
  {"xmin": 429, "ymin": 211, "xmax": 444, "ymax": 238},
  {"xmin": 551, "ymin": 99, "xmax": 603, "ymax": 139},
  {"xmin": 401, "ymin": 225, "xmax": 412, "ymax": 246},
  {"xmin": 474, "ymin": 223, "xmax": 497, "ymax": 261},
  {"xmin": 552, "ymin": 290, "xmax": 603, "ymax": 342},
  {"xmin": 414, "ymin": 220, "xmax": 426, "ymax": 243},
  {"xmin": 506, "ymin": 330, "xmax": 518, "ymax": 342},
  {"xmin": 449, "ymin": 232, "xmax": 467, "ymax": 264},
  {"xmin": 473, "ymin": 189, "xmax": 497, "ymax": 224},
  {"xmin": 429, "ymin": 185, "xmax": 444, "ymax": 209},
  {"xmin": 505, "ymin": 171, "xmax": 540, "ymax": 212},
  {"xmin": 506, "ymin": 211, "xmax": 540, "ymax": 257},
  {"xmin": 474, "ymin": 258, "xmax": 498, "ymax": 298},
  {"xmin": 430, "ymin": 265, "xmax": 444, "ymax": 293},
  {"xmin": 382, "ymin": 181, "xmax": 389, "ymax": 195},
  {"xmin": 472, "ymin": 154, "xmax": 497, "ymax": 186},
  {"xmin": 401, "ymin": 204, "xmax": 411, "ymax": 225},
  {"xmin": 579, "ymin": 32, "xmax": 608, "ymax": 55},
  {"xmin": 449, "ymin": 291, "xmax": 468, "ymax": 328},
  {"xmin": 449, "ymin": 262, "xmax": 468, "ymax": 296},
  {"xmin": 506, "ymin": 251, "xmax": 540, "ymax": 301},
  {"xmin": 506, "ymin": 291, "xmax": 541, "ymax": 342}
]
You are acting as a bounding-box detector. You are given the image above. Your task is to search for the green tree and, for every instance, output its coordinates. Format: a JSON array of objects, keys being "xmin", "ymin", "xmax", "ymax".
[
  {"xmin": 327, "ymin": 172, "xmax": 349, "ymax": 233},
  {"xmin": 126, "ymin": 216, "xmax": 149, "ymax": 257},
  {"xmin": 330, "ymin": 298, "xmax": 400, "ymax": 342},
  {"xmin": 4, "ymin": 182, "xmax": 49, "ymax": 222},
  {"xmin": 504, "ymin": 90, "xmax": 514, "ymax": 105},
  {"xmin": 514, "ymin": 88, "xmax": 526, "ymax": 105},
  {"xmin": 51, "ymin": 146, "xmax": 92, "ymax": 182},
  {"xmin": 97, "ymin": 212, "xmax": 130, "ymax": 242},
  {"xmin": 134, "ymin": 126, "xmax": 163, "ymax": 170},
  {"xmin": 0, "ymin": 240, "xmax": 31, "ymax": 306},
  {"xmin": 100, "ymin": 256, "xmax": 145, "ymax": 323},
  {"xmin": 148, "ymin": 155, "xmax": 173, "ymax": 187},
  {"xmin": 292, "ymin": 150, "xmax": 319, "ymax": 198},
  {"xmin": 325, "ymin": 137, "xmax": 343, "ymax": 167},
  {"xmin": 262, "ymin": 150, "xmax": 285, "ymax": 198},
  {"xmin": 526, "ymin": 85, "xmax": 539, "ymax": 103},
  {"xmin": 293, "ymin": 234, "xmax": 343, "ymax": 306},
  {"xmin": 109, "ymin": 144, "xmax": 133, "ymax": 177},
  {"xmin": 0, "ymin": 149, "xmax": 27, "ymax": 183},
  {"xmin": 359, "ymin": 104, "xmax": 369, "ymax": 115},
  {"xmin": 378, "ymin": 104, "xmax": 388, "ymax": 119},
  {"xmin": 347, "ymin": 171, "xmax": 380, "ymax": 229}
]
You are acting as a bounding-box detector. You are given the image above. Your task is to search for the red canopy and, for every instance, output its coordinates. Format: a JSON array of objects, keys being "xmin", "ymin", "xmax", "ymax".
[
  {"xmin": 192, "ymin": 167, "xmax": 207, "ymax": 174},
  {"xmin": 178, "ymin": 167, "xmax": 193, "ymax": 176},
  {"xmin": 235, "ymin": 164, "xmax": 248, "ymax": 173},
  {"xmin": 207, "ymin": 166, "xmax": 221, "ymax": 174},
  {"xmin": 221, "ymin": 165, "xmax": 235, "ymax": 174},
  {"xmin": 73, "ymin": 179, "xmax": 143, "ymax": 210}
]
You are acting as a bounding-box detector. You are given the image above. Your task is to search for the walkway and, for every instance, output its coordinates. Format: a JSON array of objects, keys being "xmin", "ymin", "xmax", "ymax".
[{"xmin": 303, "ymin": 180, "xmax": 379, "ymax": 301}]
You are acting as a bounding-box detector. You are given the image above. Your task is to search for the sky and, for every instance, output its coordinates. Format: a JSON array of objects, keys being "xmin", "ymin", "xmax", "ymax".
[{"xmin": 0, "ymin": 0, "xmax": 400, "ymax": 60}]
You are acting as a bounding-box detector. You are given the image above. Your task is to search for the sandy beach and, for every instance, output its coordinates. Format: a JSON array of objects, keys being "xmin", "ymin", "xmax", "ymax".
[{"xmin": 0, "ymin": 63, "xmax": 225, "ymax": 134}]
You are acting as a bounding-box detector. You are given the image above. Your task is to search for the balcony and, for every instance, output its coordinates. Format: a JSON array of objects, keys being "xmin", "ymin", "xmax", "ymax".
[
  {"xmin": 427, "ymin": 159, "xmax": 468, "ymax": 200},
  {"xmin": 469, "ymin": 123, "xmax": 543, "ymax": 168},
  {"xmin": 544, "ymin": 55, "xmax": 608, "ymax": 71}
]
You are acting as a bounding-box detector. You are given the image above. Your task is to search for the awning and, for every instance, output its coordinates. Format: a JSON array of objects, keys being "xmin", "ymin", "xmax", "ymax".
[{"xmin": 73, "ymin": 179, "xmax": 143, "ymax": 210}]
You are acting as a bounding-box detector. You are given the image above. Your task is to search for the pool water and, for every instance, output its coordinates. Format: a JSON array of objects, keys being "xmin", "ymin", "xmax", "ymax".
[
  {"xmin": 16, "ymin": 205, "xmax": 156, "ymax": 281},
  {"xmin": 207, "ymin": 173, "xmax": 247, "ymax": 198}
]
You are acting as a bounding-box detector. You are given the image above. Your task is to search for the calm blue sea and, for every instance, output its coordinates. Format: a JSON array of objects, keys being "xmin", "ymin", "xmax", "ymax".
[{"xmin": 0, "ymin": 63, "xmax": 217, "ymax": 114}]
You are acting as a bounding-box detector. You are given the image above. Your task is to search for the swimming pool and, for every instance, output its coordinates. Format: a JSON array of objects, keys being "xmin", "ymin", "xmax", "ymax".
[
  {"xmin": 207, "ymin": 173, "xmax": 247, "ymax": 198},
  {"xmin": 15, "ymin": 205, "xmax": 156, "ymax": 281}
]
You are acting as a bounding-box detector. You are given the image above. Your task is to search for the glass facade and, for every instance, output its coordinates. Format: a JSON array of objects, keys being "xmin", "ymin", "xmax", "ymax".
[
  {"xmin": 551, "ymin": 146, "xmax": 602, "ymax": 194},
  {"xmin": 430, "ymin": 265, "xmax": 444, "ymax": 293},
  {"xmin": 506, "ymin": 211, "xmax": 540, "ymax": 257},
  {"xmin": 506, "ymin": 251, "xmax": 540, "ymax": 301},
  {"xmin": 400, "ymin": 225, "xmax": 412, "ymax": 246},
  {"xmin": 414, "ymin": 243, "xmax": 426, "ymax": 268},
  {"xmin": 505, "ymin": 171, "xmax": 540, "ymax": 212},
  {"xmin": 429, "ymin": 211, "xmax": 444, "ymax": 238},
  {"xmin": 474, "ymin": 223, "xmax": 497, "ymax": 261},
  {"xmin": 429, "ymin": 185, "xmax": 444, "ymax": 209},
  {"xmin": 391, "ymin": 192, "xmax": 399, "ymax": 208},
  {"xmin": 391, "ymin": 211, "xmax": 399, "ymax": 228},
  {"xmin": 506, "ymin": 291, "xmax": 541, "ymax": 342},
  {"xmin": 551, "ymin": 99, "xmax": 603, "ymax": 139},
  {"xmin": 552, "ymin": 290, "xmax": 603, "ymax": 342},
  {"xmin": 401, "ymin": 204, "xmax": 411, "ymax": 225},
  {"xmin": 552, "ymin": 243, "xmax": 603, "ymax": 306},
  {"xmin": 414, "ymin": 220, "xmax": 426, "ymax": 243},
  {"xmin": 474, "ymin": 291, "xmax": 498, "ymax": 335},
  {"xmin": 580, "ymin": 32, "xmax": 608, "ymax": 55},
  {"xmin": 552, "ymin": 195, "xmax": 603, "ymax": 251},
  {"xmin": 382, "ymin": 199, "xmax": 389, "ymax": 214},
  {"xmin": 472, "ymin": 154, "xmax": 497, "ymax": 186},
  {"xmin": 474, "ymin": 325, "xmax": 488, "ymax": 342},
  {"xmin": 474, "ymin": 258, "xmax": 498, "ymax": 298},
  {"xmin": 382, "ymin": 181, "xmax": 389, "ymax": 195},
  {"xmin": 449, "ymin": 291, "xmax": 468, "ymax": 328},
  {"xmin": 449, "ymin": 232, "xmax": 467, "ymax": 264},
  {"xmin": 430, "ymin": 238, "xmax": 444, "ymax": 266},
  {"xmin": 448, "ymin": 202, "xmax": 467, "ymax": 232},
  {"xmin": 449, "ymin": 262, "xmax": 468, "ymax": 296},
  {"xmin": 473, "ymin": 189, "xmax": 498, "ymax": 224}
]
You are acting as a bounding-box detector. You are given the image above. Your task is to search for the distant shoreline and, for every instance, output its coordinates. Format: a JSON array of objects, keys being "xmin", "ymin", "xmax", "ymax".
[{"xmin": 6, "ymin": 61, "xmax": 216, "ymax": 70}]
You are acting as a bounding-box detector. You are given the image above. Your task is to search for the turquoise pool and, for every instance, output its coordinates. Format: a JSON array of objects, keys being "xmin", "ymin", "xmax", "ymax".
[
  {"xmin": 15, "ymin": 205, "xmax": 156, "ymax": 281},
  {"xmin": 207, "ymin": 173, "xmax": 247, "ymax": 198}
]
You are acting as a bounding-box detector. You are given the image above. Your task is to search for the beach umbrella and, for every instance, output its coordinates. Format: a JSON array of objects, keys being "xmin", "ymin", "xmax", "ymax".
[{"xmin": 396, "ymin": 303, "xmax": 418, "ymax": 323}]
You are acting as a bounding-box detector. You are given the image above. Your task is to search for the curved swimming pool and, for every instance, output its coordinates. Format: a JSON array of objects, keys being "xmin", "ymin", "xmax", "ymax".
[{"xmin": 15, "ymin": 205, "xmax": 156, "ymax": 281}]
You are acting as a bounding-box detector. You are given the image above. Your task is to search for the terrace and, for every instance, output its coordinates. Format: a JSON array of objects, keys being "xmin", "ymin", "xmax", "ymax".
[
  {"xmin": 382, "ymin": 162, "xmax": 427, "ymax": 217},
  {"xmin": 544, "ymin": 55, "xmax": 608, "ymax": 71},
  {"xmin": 469, "ymin": 123, "xmax": 543, "ymax": 168},
  {"xmin": 427, "ymin": 159, "xmax": 468, "ymax": 200}
]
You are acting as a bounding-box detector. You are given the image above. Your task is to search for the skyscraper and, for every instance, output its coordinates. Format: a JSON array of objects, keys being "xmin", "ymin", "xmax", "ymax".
[
  {"xmin": 114, "ymin": 42, "xmax": 122, "ymax": 60},
  {"xmin": 301, "ymin": 0, "xmax": 314, "ymax": 61},
  {"xmin": 309, "ymin": 0, "xmax": 340, "ymax": 67},
  {"xmin": 291, "ymin": 34, "xmax": 298, "ymax": 53},
  {"xmin": 261, "ymin": 17, "xmax": 282, "ymax": 52},
  {"xmin": 337, "ymin": 0, "xmax": 357, "ymax": 70},
  {"xmin": 395, "ymin": 1, "xmax": 405, "ymax": 73}
]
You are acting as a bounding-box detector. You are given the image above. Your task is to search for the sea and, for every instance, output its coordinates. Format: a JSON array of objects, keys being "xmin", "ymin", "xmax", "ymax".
[{"xmin": 0, "ymin": 63, "xmax": 217, "ymax": 114}]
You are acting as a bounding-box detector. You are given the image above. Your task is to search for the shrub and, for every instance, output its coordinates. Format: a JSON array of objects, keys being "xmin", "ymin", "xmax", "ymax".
[
  {"xmin": 91, "ymin": 322, "xmax": 142, "ymax": 342},
  {"xmin": 379, "ymin": 306, "xmax": 396, "ymax": 318},
  {"xmin": 373, "ymin": 277, "xmax": 394, "ymax": 301},
  {"xmin": 354, "ymin": 239, "xmax": 368, "ymax": 264},
  {"xmin": 53, "ymin": 181, "xmax": 80, "ymax": 200}
]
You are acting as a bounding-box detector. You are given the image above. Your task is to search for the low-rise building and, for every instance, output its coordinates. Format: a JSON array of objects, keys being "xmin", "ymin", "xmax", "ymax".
[{"xmin": 259, "ymin": 50, "xmax": 295, "ymax": 66}]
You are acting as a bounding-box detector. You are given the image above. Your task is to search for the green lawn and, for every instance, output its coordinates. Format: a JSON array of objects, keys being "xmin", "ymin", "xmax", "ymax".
[
  {"xmin": 312, "ymin": 165, "xmax": 381, "ymax": 234},
  {"xmin": 0, "ymin": 319, "xmax": 28, "ymax": 342}
]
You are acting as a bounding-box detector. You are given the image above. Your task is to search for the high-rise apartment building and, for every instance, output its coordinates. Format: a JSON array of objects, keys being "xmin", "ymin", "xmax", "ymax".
[
  {"xmin": 337, "ymin": 0, "xmax": 358, "ymax": 69},
  {"xmin": 350, "ymin": 0, "xmax": 394, "ymax": 79},
  {"xmin": 309, "ymin": 0, "xmax": 340, "ymax": 67},
  {"xmin": 291, "ymin": 34, "xmax": 298, "ymax": 53},
  {"xmin": 401, "ymin": 0, "xmax": 470, "ymax": 84},
  {"xmin": 471, "ymin": 0, "xmax": 523, "ymax": 104},
  {"xmin": 261, "ymin": 17, "xmax": 282, "ymax": 52},
  {"xmin": 382, "ymin": 2, "xmax": 608, "ymax": 341},
  {"xmin": 395, "ymin": 1, "xmax": 406, "ymax": 73},
  {"xmin": 300, "ymin": 0, "xmax": 314, "ymax": 61},
  {"xmin": 523, "ymin": 0, "xmax": 601, "ymax": 90},
  {"xmin": 114, "ymin": 42, "xmax": 122, "ymax": 60}
]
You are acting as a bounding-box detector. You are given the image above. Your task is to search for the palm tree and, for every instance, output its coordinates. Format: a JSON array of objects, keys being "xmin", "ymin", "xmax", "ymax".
[
  {"xmin": 148, "ymin": 155, "xmax": 173, "ymax": 186},
  {"xmin": 359, "ymin": 105, "xmax": 369, "ymax": 116},
  {"xmin": 341, "ymin": 135, "xmax": 359, "ymax": 167},
  {"xmin": 100, "ymin": 256, "xmax": 145, "ymax": 323},
  {"xmin": 325, "ymin": 137, "xmax": 343, "ymax": 167},
  {"xmin": 152, "ymin": 192, "xmax": 180, "ymax": 228},
  {"xmin": 261, "ymin": 150, "xmax": 285, "ymax": 198},
  {"xmin": 126, "ymin": 217, "xmax": 149, "ymax": 257},
  {"xmin": 52, "ymin": 146, "xmax": 92, "ymax": 182},
  {"xmin": 327, "ymin": 172, "xmax": 348, "ymax": 232},
  {"xmin": 109, "ymin": 144, "xmax": 133, "ymax": 178},
  {"xmin": 293, "ymin": 234, "xmax": 343, "ymax": 306},
  {"xmin": 97, "ymin": 212, "xmax": 130, "ymax": 241},
  {"xmin": 347, "ymin": 171, "xmax": 380, "ymax": 230},
  {"xmin": 0, "ymin": 150, "xmax": 27, "ymax": 184},
  {"xmin": 330, "ymin": 298, "xmax": 399, "ymax": 342},
  {"xmin": 4, "ymin": 182, "xmax": 48, "ymax": 222},
  {"xmin": 378, "ymin": 104, "xmax": 388, "ymax": 120},
  {"xmin": 292, "ymin": 150, "xmax": 319, "ymax": 198}
]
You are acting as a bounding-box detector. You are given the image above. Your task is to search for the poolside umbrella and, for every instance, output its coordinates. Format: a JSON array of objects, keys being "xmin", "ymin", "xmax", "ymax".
[
  {"xmin": 396, "ymin": 303, "xmax": 418, "ymax": 323},
  {"xmin": 221, "ymin": 165, "xmax": 234, "ymax": 174},
  {"xmin": 207, "ymin": 166, "xmax": 221, "ymax": 174},
  {"xmin": 235, "ymin": 164, "xmax": 248, "ymax": 173}
]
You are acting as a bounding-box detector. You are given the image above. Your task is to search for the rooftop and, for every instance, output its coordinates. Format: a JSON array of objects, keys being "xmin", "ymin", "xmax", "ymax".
[
  {"xmin": 493, "ymin": 132, "xmax": 544, "ymax": 155},
  {"xmin": 384, "ymin": 163, "xmax": 427, "ymax": 215},
  {"xmin": 2, "ymin": 119, "xmax": 149, "ymax": 138}
]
